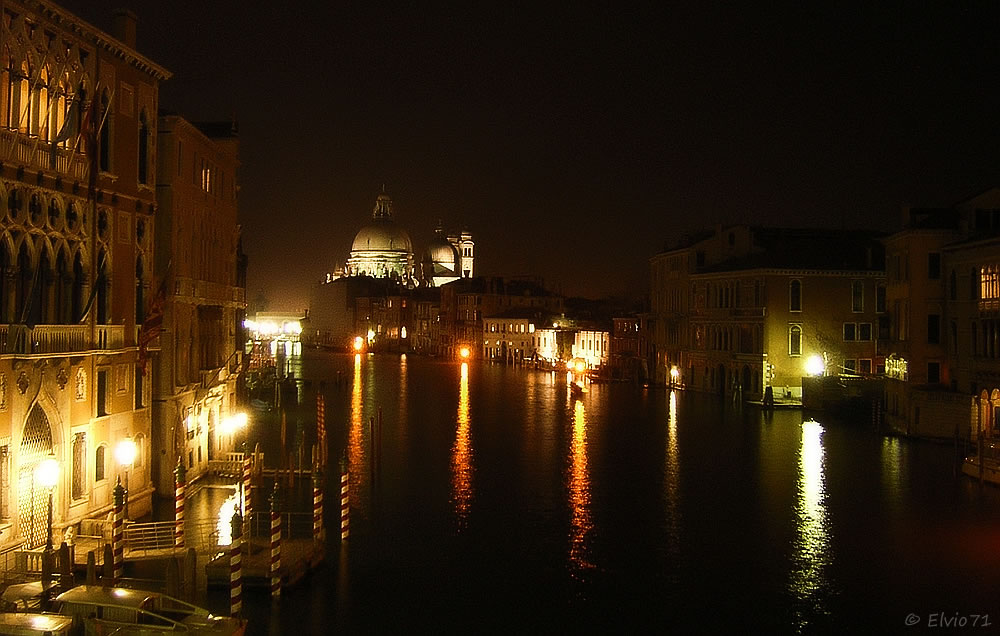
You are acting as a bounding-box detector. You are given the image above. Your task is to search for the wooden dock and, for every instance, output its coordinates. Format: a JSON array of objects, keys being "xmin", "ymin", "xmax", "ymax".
[{"xmin": 205, "ymin": 537, "xmax": 325, "ymax": 588}]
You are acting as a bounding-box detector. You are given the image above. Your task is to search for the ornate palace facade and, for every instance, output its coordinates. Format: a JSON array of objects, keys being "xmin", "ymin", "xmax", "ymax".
[{"xmin": 0, "ymin": 2, "xmax": 169, "ymax": 547}]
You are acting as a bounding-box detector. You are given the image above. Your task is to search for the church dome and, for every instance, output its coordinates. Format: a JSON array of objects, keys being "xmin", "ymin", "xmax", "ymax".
[
  {"xmin": 424, "ymin": 236, "xmax": 457, "ymax": 268},
  {"xmin": 352, "ymin": 219, "xmax": 412, "ymax": 253}
]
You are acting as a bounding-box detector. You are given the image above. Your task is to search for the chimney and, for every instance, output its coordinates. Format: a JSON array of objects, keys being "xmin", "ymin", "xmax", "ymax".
[{"xmin": 112, "ymin": 9, "xmax": 138, "ymax": 49}]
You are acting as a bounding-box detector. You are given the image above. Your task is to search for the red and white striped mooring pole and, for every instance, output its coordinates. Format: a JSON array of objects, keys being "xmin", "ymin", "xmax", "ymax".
[
  {"xmin": 270, "ymin": 483, "xmax": 281, "ymax": 598},
  {"xmin": 230, "ymin": 511, "xmax": 243, "ymax": 617},
  {"xmin": 313, "ymin": 461, "xmax": 323, "ymax": 543},
  {"xmin": 174, "ymin": 457, "xmax": 186, "ymax": 549},
  {"xmin": 112, "ymin": 477, "xmax": 125, "ymax": 585},
  {"xmin": 339, "ymin": 455, "xmax": 349, "ymax": 541}
]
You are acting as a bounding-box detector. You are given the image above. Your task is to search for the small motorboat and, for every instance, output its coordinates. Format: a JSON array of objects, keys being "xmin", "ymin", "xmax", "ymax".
[{"xmin": 51, "ymin": 585, "xmax": 246, "ymax": 635}]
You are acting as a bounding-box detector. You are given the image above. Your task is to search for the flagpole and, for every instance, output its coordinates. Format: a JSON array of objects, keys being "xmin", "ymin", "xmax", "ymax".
[
  {"xmin": 29, "ymin": 51, "xmax": 72, "ymax": 163},
  {"xmin": 4, "ymin": 44, "xmax": 52, "ymax": 162}
]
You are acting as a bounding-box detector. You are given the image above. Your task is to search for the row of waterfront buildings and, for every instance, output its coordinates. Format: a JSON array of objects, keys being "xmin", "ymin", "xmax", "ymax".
[
  {"xmin": 0, "ymin": 1, "xmax": 245, "ymax": 552},
  {"xmin": 307, "ymin": 188, "xmax": 1000, "ymax": 445},
  {"xmin": 649, "ymin": 189, "xmax": 1000, "ymax": 441}
]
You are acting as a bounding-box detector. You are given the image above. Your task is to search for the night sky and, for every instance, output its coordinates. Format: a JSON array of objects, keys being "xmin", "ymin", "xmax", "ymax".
[{"xmin": 58, "ymin": 2, "xmax": 998, "ymax": 309}]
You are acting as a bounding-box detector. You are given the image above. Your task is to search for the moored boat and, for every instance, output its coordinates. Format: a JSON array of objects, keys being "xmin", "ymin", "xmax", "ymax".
[{"xmin": 51, "ymin": 586, "xmax": 246, "ymax": 635}]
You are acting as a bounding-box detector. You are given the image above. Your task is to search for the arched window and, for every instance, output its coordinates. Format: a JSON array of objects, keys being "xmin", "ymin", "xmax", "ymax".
[
  {"xmin": 14, "ymin": 60, "xmax": 28, "ymax": 133},
  {"xmin": 95, "ymin": 445, "xmax": 106, "ymax": 482},
  {"xmin": 789, "ymin": 324, "xmax": 802, "ymax": 356},
  {"xmin": 32, "ymin": 67, "xmax": 48, "ymax": 139},
  {"xmin": 71, "ymin": 432, "xmax": 86, "ymax": 500},
  {"xmin": 0, "ymin": 47, "xmax": 10, "ymax": 129},
  {"xmin": 133, "ymin": 433, "xmax": 144, "ymax": 470},
  {"xmin": 789, "ymin": 279, "xmax": 802, "ymax": 312}
]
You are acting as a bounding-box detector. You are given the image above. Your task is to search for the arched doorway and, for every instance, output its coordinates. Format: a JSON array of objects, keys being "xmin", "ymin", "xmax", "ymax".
[{"xmin": 18, "ymin": 403, "xmax": 54, "ymax": 548}]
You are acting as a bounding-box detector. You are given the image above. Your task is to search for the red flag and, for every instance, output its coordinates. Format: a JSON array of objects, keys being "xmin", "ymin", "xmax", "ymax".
[{"xmin": 138, "ymin": 274, "xmax": 169, "ymax": 376}]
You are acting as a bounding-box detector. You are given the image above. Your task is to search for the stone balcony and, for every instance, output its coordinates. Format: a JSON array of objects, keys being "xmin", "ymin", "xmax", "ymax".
[
  {"xmin": 0, "ymin": 324, "xmax": 127, "ymax": 355},
  {"xmin": 0, "ymin": 129, "xmax": 90, "ymax": 180}
]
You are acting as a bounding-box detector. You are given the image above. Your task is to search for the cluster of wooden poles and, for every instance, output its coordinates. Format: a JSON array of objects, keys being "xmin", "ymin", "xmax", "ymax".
[{"xmin": 172, "ymin": 392, "xmax": 352, "ymax": 619}]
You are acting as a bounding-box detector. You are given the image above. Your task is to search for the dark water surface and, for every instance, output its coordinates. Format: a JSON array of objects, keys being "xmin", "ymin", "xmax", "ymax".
[{"xmin": 229, "ymin": 351, "xmax": 1000, "ymax": 633}]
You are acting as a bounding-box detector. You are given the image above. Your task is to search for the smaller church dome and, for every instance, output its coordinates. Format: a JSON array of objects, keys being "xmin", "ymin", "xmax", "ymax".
[{"xmin": 424, "ymin": 236, "xmax": 458, "ymax": 268}]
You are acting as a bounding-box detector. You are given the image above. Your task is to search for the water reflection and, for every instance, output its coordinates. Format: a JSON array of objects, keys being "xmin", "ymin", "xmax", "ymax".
[
  {"xmin": 451, "ymin": 362, "xmax": 473, "ymax": 527},
  {"xmin": 348, "ymin": 354, "xmax": 365, "ymax": 510},
  {"xmin": 881, "ymin": 437, "xmax": 905, "ymax": 515},
  {"xmin": 664, "ymin": 391, "xmax": 680, "ymax": 553},
  {"xmin": 398, "ymin": 354, "xmax": 408, "ymax": 435},
  {"xmin": 569, "ymin": 398, "xmax": 594, "ymax": 571},
  {"xmin": 791, "ymin": 419, "xmax": 831, "ymax": 615}
]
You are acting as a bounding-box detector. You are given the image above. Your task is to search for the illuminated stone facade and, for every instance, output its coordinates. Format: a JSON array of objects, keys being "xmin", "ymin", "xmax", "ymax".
[
  {"xmin": 152, "ymin": 116, "xmax": 244, "ymax": 493},
  {"xmin": 885, "ymin": 188, "xmax": 1000, "ymax": 440},
  {"xmin": 0, "ymin": 2, "xmax": 169, "ymax": 546},
  {"xmin": 650, "ymin": 226, "xmax": 886, "ymax": 402}
]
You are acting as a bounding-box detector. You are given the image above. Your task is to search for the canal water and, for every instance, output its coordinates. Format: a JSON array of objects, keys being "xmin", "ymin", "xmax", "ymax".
[{"xmin": 230, "ymin": 351, "xmax": 1000, "ymax": 633}]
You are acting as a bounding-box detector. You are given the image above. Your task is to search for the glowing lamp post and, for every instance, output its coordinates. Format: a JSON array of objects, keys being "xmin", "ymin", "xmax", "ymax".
[
  {"xmin": 353, "ymin": 336, "xmax": 364, "ymax": 352},
  {"xmin": 805, "ymin": 355, "xmax": 825, "ymax": 377},
  {"xmin": 115, "ymin": 439, "xmax": 137, "ymax": 519},
  {"xmin": 670, "ymin": 365, "xmax": 680, "ymax": 388},
  {"xmin": 221, "ymin": 412, "xmax": 249, "ymax": 452},
  {"xmin": 35, "ymin": 454, "xmax": 58, "ymax": 552},
  {"xmin": 459, "ymin": 346, "xmax": 470, "ymax": 360}
]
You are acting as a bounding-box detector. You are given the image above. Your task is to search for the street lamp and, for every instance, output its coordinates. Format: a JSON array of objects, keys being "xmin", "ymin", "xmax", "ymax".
[
  {"xmin": 221, "ymin": 411, "xmax": 248, "ymax": 452},
  {"xmin": 115, "ymin": 439, "xmax": 137, "ymax": 519},
  {"xmin": 35, "ymin": 453, "xmax": 58, "ymax": 552}
]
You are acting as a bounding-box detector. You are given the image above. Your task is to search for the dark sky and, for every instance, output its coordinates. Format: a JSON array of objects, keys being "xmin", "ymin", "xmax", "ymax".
[{"xmin": 58, "ymin": 1, "xmax": 999, "ymax": 309}]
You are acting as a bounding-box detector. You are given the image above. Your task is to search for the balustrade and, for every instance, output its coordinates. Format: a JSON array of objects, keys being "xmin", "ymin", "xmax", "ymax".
[{"xmin": 0, "ymin": 324, "xmax": 126, "ymax": 354}]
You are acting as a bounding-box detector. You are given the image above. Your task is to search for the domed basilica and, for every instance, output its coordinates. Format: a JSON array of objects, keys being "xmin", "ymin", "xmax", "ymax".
[{"xmin": 336, "ymin": 191, "xmax": 474, "ymax": 287}]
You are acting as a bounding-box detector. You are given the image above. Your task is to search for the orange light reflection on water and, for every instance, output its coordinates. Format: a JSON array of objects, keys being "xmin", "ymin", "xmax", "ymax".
[
  {"xmin": 451, "ymin": 362, "xmax": 473, "ymax": 526},
  {"xmin": 569, "ymin": 398, "xmax": 593, "ymax": 570},
  {"xmin": 348, "ymin": 353, "xmax": 364, "ymax": 509}
]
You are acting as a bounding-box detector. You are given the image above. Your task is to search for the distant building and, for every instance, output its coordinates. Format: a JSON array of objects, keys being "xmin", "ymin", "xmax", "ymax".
[
  {"xmin": 153, "ymin": 115, "xmax": 244, "ymax": 493},
  {"xmin": 572, "ymin": 327, "xmax": 611, "ymax": 369},
  {"xmin": 440, "ymin": 277, "xmax": 563, "ymax": 359},
  {"xmin": 482, "ymin": 307, "xmax": 552, "ymax": 363}
]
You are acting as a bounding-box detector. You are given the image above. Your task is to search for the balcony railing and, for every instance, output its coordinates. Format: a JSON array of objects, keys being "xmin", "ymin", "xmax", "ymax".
[
  {"xmin": 0, "ymin": 129, "xmax": 89, "ymax": 179},
  {"xmin": 0, "ymin": 324, "xmax": 126, "ymax": 354}
]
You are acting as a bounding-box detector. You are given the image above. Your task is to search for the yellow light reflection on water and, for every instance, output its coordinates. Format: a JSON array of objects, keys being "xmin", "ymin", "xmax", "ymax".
[
  {"xmin": 569, "ymin": 398, "xmax": 594, "ymax": 570},
  {"xmin": 348, "ymin": 353, "xmax": 364, "ymax": 509},
  {"xmin": 664, "ymin": 391, "xmax": 680, "ymax": 549},
  {"xmin": 791, "ymin": 419, "xmax": 830, "ymax": 607},
  {"xmin": 452, "ymin": 362, "xmax": 473, "ymax": 526}
]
